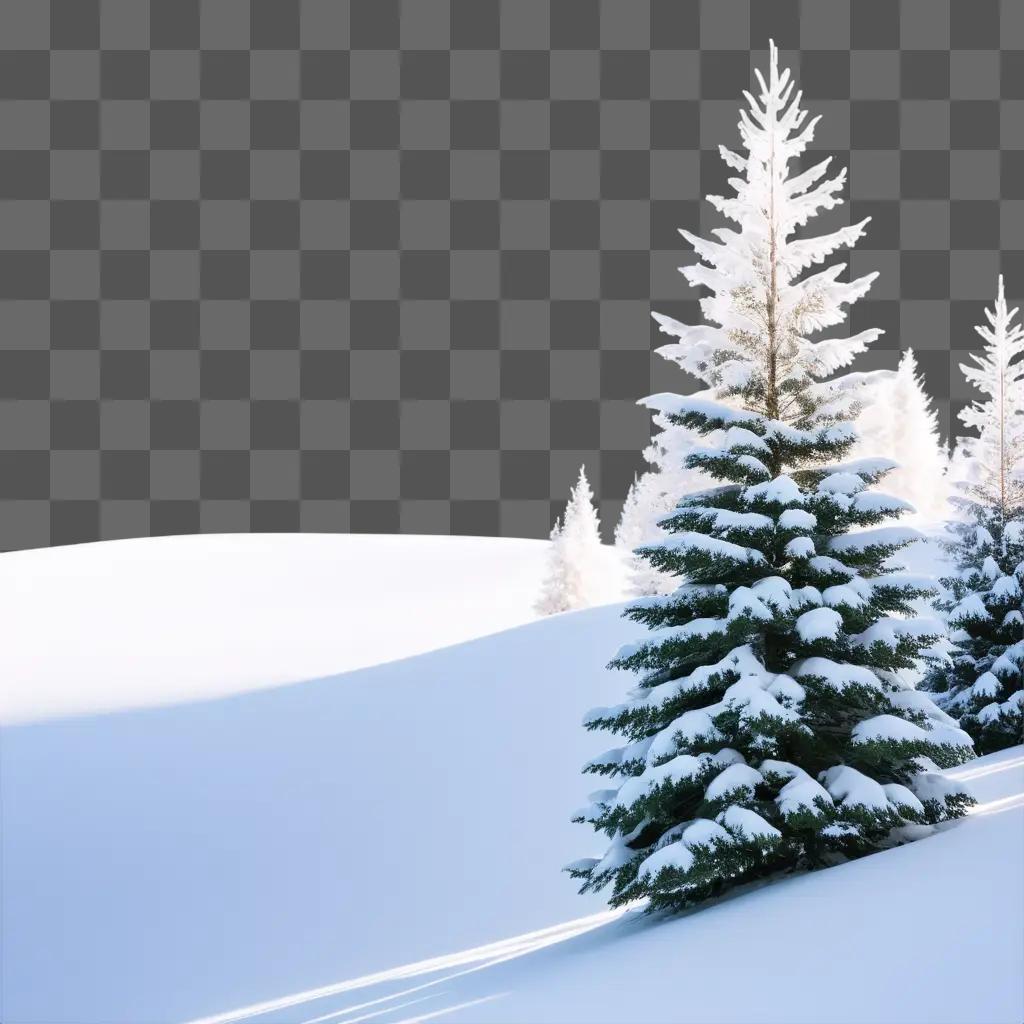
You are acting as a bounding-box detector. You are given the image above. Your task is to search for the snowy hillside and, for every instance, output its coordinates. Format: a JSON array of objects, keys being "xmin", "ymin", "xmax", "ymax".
[
  {"xmin": 178, "ymin": 750, "xmax": 1024, "ymax": 1024},
  {"xmin": 0, "ymin": 532, "xmax": 583, "ymax": 723},
  {"xmin": 1, "ymin": 534, "xmax": 1021, "ymax": 1024}
]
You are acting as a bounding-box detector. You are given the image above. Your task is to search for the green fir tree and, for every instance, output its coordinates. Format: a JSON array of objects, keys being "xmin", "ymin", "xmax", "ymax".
[{"xmin": 567, "ymin": 396, "xmax": 976, "ymax": 913}]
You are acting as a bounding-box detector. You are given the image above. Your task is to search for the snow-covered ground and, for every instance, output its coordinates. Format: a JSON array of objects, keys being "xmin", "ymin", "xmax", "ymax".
[
  {"xmin": 178, "ymin": 749, "xmax": 1024, "ymax": 1024},
  {"xmin": 0, "ymin": 533, "xmax": 573, "ymax": 723},
  {"xmin": 1, "ymin": 533, "xmax": 1020, "ymax": 1024}
]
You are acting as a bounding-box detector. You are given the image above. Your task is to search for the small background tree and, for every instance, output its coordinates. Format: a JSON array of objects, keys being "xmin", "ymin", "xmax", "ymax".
[
  {"xmin": 615, "ymin": 432, "xmax": 708, "ymax": 598},
  {"xmin": 855, "ymin": 349, "xmax": 950, "ymax": 522},
  {"xmin": 922, "ymin": 277, "xmax": 1024, "ymax": 751},
  {"xmin": 536, "ymin": 466, "xmax": 608, "ymax": 615},
  {"xmin": 951, "ymin": 276, "xmax": 1024, "ymax": 510}
]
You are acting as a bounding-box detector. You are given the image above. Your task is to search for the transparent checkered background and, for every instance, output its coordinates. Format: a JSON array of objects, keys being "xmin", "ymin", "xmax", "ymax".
[{"xmin": 0, "ymin": 1, "xmax": 1022, "ymax": 549}]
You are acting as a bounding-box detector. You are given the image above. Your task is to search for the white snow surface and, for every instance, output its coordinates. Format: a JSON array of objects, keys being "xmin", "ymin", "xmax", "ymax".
[
  {"xmin": 0, "ymin": 532, "xmax": 621, "ymax": 724},
  {"xmin": 776, "ymin": 775, "xmax": 833, "ymax": 815},
  {"xmin": 743, "ymin": 474, "xmax": 804, "ymax": 506},
  {"xmin": 793, "ymin": 656, "xmax": 883, "ymax": 691},
  {"xmin": 778, "ymin": 508, "xmax": 817, "ymax": 530},
  {"xmin": 821, "ymin": 764, "xmax": 892, "ymax": 810},
  {"xmin": 829, "ymin": 526, "xmax": 922, "ymax": 553},
  {"xmin": 851, "ymin": 713, "xmax": 930, "ymax": 744},
  {"xmin": 3, "ymin": 533, "xmax": 1022, "ymax": 1024},
  {"xmin": 795, "ymin": 606, "xmax": 844, "ymax": 642},
  {"xmin": 717, "ymin": 804, "xmax": 783, "ymax": 840},
  {"xmin": 816, "ymin": 470, "xmax": 866, "ymax": 495},
  {"xmin": 655, "ymin": 530, "xmax": 766, "ymax": 564},
  {"xmin": 784, "ymin": 535, "xmax": 816, "ymax": 558},
  {"xmin": 637, "ymin": 837, "xmax": 696, "ymax": 879},
  {"xmin": 853, "ymin": 615, "xmax": 944, "ymax": 649},
  {"xmin": 705, "ymin": 762, "xmax": 764, "ymax": 800},
  {"xmin": 639, "ymin": 393, "xmax": 757, "ymax": 426}
]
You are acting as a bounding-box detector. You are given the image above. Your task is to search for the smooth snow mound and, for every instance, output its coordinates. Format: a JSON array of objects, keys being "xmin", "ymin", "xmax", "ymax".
[{"xmin": 0, "ymin": 533, "xmax": 622, "ymax": 724}]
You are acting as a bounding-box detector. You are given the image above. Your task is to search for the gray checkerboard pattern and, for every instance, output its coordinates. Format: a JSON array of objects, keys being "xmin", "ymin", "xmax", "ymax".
[{"xmin": 0, "ymin": 1, "xmax": 1022, "ymax": 549}]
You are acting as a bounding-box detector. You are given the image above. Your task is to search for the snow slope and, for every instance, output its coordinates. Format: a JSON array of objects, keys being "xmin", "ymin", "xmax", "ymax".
[
  {"xmin": 0, "ymin": 534, "xmax": 634, "ymax": 1024},
  {"xmin": 176, "ymin": 749, "xmax": 1024, "ymax": 1024},
  {"xmin": 416, "ymin": 748, "xmax": 1024, "ymax": 1024},
  {"xmin": 1, "ymin": 535, "xmax": 1021, "ymax": 1024},
  {"xmin": 0, "ymin": 533, "xmax": 569, "ymax": 723}
]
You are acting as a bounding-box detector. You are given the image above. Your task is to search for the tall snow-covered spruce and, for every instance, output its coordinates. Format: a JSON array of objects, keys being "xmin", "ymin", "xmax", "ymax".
[
  {"xmin": 568, "ymin": 43, "xmax": 975, "ymax": 914},
  {"xmin": 922, "ymin": 278, "xmax": 1024, "ymax": 752}
]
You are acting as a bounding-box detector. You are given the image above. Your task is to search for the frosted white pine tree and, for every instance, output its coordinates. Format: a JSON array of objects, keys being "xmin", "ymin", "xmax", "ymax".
[
  {"xmin": 618, "ymin": 461, "xmax": 714, "ymax": 598},
  {"xmin": 535, "ymin": 466, "xmax": 607, "ymax": 615},
  {"xmin": 616, "ymin": 412, "xmax": 717, "ymax": 597},
  {"xmin": 614, "ymin": 476, "xmax": 646, "ymax": 552},
  {"xmin": 649, "ymin": 40, "xmax": 885, "ymax": 423},
  {"xmin": 619, "ymin": 38, "xmax": 889, "ymax": 599},
  {"xmin": 535, "ymin": 516, "xmax": 567, "ymax": 615},
  {"xmin": 615, "ymin": 472, "xmax": 673, "ymax": 597},
  {"xmin": 951, "ymin": 275, "xmax": 1024, "ymax": 510},
  {"xmin": 855, "ymin": 349, "xmax": 950, "ymax": 522}
]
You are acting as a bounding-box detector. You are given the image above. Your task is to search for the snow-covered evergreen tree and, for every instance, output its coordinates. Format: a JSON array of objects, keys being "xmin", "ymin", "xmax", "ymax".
[
  {"xmin": 621, "ymin": 35, "xmax": 887, "ymax": 599},
  {"xmin": 615, "ymin": 476, "xmax": 644, "ymax": 551},
  {"xmin": 951, "ymin": 276, "xmax": 1024, "ymax": 510},
  {"xmin": 855, "ymin": 349, "xmax": 950, "ymax": 522},
  {"xmin": 568, "ymin": 398, "xmax": 975, "ymax": 912},
  {"xmin": 920, "ymin": 278, "xmax": 1024, "ymax": 752},
  {"xmin": 536, "ymin": 466, "xmax": 607, "ymax": 615},
  {"xmin": 567, "ymin": 43, "xmax": 974, "ymax": 914},
  {"xmin": 535, "ymin": 516, "xmax": 567, "ymax": 616},
  {"xmin": 922, "ymin": 513, "xmax": 1023, "ymax": 752},
  {"xmin": 615, "ymin": 469, "xmax": 679, "ymax": 597},
  {"xmin": 648, "ymin": 42, "xmax": 885, "ymax": 424}
]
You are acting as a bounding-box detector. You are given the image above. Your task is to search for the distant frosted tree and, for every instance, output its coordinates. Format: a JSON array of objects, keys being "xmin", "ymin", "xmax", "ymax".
[
  {"xmin": 855, "ymin": 349, "xmax": 950, "ymax": 521},
  {"xmin": 921, "ymin": 512, "xmax": 1024, "ymax": 753},
  {"xmin": 535, "ymin": 516, "xmax": 567, "ymax": 615},
  {"xmin": 615, "ymin": 436, "xmax": 708, "ymax": 598},
  {"xmin": 951, "ymin": 276, "xmax": 1024, "ymax": 509},
  {"xmin": 921, "ymin": 278, "xmax": 1024, "ymax": 752},
  {"xmin": 536, "ymin": 466, "xmax": 607, "ymax": 615},
  {"xmin": 615, "ymin": 472, "xmax": 672, "ymax": 598},
  {"xmin": 614, "ymin": 476, "xmax": 646, "ymax": 551}
]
